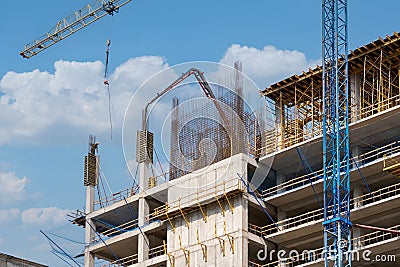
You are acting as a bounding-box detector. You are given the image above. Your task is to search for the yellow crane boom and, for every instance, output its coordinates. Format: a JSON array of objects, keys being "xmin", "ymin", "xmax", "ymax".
[{"xmin": 20, "ymin": 0, "xmax": 131, "ymax": 58}]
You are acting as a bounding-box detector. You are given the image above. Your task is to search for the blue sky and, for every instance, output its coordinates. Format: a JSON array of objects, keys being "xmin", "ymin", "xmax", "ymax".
[{"xmin": 1, "ymin": 0, "xmax": 400, "ymax": 266}]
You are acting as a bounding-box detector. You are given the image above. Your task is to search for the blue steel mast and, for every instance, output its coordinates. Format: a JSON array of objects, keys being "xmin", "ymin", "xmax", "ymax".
[{"xmin": 322, "ymin": 0, "xmax": 351, "ymax": 267}]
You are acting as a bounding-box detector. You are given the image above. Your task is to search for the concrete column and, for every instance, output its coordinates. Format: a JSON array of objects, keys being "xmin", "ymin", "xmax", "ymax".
[
  {"xmin": 353, "ymin": 227, "xmax": 364, "ymax": 250},
  {"xmin": 139, "ymin": 162, "xmax": 149, "ymax": 192},
  {"xmin": 353, "ymin": 184, "xmax": 364, "ymax": 209},
  {"xmin": 351, "ymin": 145, "xmax": 361, "ymax": 169},
  {"xmin": 240, "ymin": 192, "xmax": 249, "ymax": 266},
  {"xmin": 138, "ymin": 197, "xmax": 150, "ymax": 262},
  {"xmin": 275, "ymin": 92, "xmax": 285, "ymax": 150},
  {"xmin": 277, "ymin": 208, "xmax": 287, "ymax": 231},
  {"xmin": 350, "ymin": 73, "xmax": 361, "ymax": 122},
  {"xmin": 276, "ymin": 172, "xmax": 287, "ymax": 194},
  {"xmin": 138, "ymin": 159, "xmax": 150, "ymax": 262},
  {"xmin": 84, "ymin": 185, "xmax": 95, "ymax": 267}
]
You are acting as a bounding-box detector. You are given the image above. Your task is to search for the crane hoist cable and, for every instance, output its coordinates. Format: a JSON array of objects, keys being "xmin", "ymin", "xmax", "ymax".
[{"xmin": 104, "ymin": 39, "xmax": 113, "ymax": 139}]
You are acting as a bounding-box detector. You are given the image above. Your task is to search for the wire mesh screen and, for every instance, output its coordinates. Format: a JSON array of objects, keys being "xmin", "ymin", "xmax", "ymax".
[{"xmin": 169, "ymin": 84, "xmax": 264, "ymax": 180}]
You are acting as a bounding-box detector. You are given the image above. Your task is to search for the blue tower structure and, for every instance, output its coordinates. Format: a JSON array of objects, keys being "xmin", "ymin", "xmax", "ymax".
[{"xmin": 322, "ymin": 0, "xmax": 351, "ymax": 266}]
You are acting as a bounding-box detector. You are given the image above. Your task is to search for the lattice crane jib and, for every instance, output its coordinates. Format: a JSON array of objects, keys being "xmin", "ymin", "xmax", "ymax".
[
  {"xmin": 322, "ymin": 1, "xmax": 351, "ymax": 267},
  {"xmin": 20, "ymin": 0, "xmax": 132, "ymax": 58}
]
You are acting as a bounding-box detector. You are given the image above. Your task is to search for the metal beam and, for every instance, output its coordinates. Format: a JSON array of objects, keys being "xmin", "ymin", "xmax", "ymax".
[{"xmin": 20, "ymin": 0, "xmax": 131, "ymax": 58}]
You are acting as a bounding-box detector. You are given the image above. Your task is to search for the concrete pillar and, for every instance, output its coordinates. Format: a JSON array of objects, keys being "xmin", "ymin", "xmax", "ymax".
[
  {"xmin": 277, "ymin": 208, "xmax": 287, "ymax": 231},
  {"xmin": 275, "ymin": 92, "xmax": 285, "ymax": 150},
  {"xmin": 351, "ymin": 145, "xmax": 361, "ymax": 169},
  {"xmin": 138, "ymin": 156, "xmax": 150, "ymax": 261},
  {"xmin": 240, "ymin": 192, "xmax": 249, "ymax": 266},
  {"xmin": 353, "ymin": 184, "xmax": 364, "ymax": 209},
  {"xmin": 138, "ymin": 197, "xmax": 150, "ymax": 262},
  {"xmin": 139, "ymin": 162, "xmax": 149, "ymax": 191},
  {"xmin": 84, "ymin": 185, "xmax": 95, "ymax": 267},
  {"xmin": 353, "ymin": 227, "xmax": 364, "ymax": 250},
  {"xmin": 350, "ymin": 73, "xmax": 361, "ymax": 122},
  {"xmin": 276, "ymin": 172, "xmax": 287, "ymax": 194}
]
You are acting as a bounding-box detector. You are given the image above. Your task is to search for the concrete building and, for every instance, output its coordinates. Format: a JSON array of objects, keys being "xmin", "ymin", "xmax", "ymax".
[
  {"xmin": 72, "ymin": 32, "xmax": 400, "ymax": 267},
  {"xmin": 0, "ymin": 253, "xmax": 47, "ymax": 267}
]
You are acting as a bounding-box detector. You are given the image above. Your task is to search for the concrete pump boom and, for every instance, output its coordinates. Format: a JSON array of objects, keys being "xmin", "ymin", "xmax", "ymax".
[{"xmin": 143, "ymin": 68, "xmax": 230, "ymax": 131}]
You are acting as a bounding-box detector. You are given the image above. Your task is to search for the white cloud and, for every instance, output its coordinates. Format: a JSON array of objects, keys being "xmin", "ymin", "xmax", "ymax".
[
  {"xmin": 0, "ymin": 45, "xmax": 318, "ymax": 147},
  {"xmin": 0, "ymin": 208, "xmax": 21, "ymax": 225},
  {"xmin": 21, "ymin": 207, "xmax": 70, "ymax": 226},
  {"xmin": 220, "ymin": 44, "xmax": 319, "ymax": 87},
  {"xmin": 0, "ymin": 172, "xmax": 28, "ymax": 204},
  {"xmin": 0, "ymin": 56, "xmax": 169, "ymax": 145}
]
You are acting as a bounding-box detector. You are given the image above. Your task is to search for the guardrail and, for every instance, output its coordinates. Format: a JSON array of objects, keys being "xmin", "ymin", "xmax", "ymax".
[
  {"xmin": 261, "ymin": 140, "xmax": 400, "ymax": 198},
  {"xmin": 94, "ymin": 187, "xmax": 137, "ymax": 210},
  {"xmin": 148, "ymin": 177, "xmax": 243, "ymax": 221},
  {"xmin": 93, "ymin": 218, "xmax": 139, "ymax": 243},
  {"xmin": 250, "ymin": 182, "xmax": 400, "ymax": 238},
  {"xmin": 249, "ymin": 224, "xmax": 400, "ymax": 266},
  {"xmin": 256, "ymin": 94, "xmax": 400, "ymax": 158},
  {"xmin": 94, "ymin": 172, "xmax": 169, "ymax": 210},
  {"xmin": 148, "ymin": 244, "xmax": 166, "ymax": 259},
  {"xmin": 100, "ymin": 253, "xmax": 138, "ymax": 267}
]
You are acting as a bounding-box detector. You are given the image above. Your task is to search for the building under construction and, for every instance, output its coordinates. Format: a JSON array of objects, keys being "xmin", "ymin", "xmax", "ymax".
[{"xmin": 71, "ymin": 32, "xmax": 400, "ymax": 267}]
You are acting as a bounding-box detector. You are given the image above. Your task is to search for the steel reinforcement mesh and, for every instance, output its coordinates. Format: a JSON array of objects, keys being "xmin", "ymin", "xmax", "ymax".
[{"xmin": 169, "ymin": 84, "xmax": 265, "ymax": 180}]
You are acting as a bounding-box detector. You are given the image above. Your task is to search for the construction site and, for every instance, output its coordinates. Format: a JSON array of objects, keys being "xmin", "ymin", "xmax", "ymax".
[
  {"xmin": 67, "ymin": 32, "xmax": 400, "ymax": 267},
  {"xmin": 15, "ymin": 0, "xmax": 400, "ymax": 267}
]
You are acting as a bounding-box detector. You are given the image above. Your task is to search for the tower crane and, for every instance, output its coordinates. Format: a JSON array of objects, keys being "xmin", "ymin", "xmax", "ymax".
[
  {"xmin": 322, "ymin": 0, "xmax": 351, "ymax": 267},
  {"xmin": 20, "ymin": 0, "xmax": 131, "ymax": 58}
]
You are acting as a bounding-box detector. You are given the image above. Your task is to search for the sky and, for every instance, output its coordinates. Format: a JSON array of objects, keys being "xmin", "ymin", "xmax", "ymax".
[{"xmin": 1, "ymin": 0, "xmax": 400, "ymax": 266}]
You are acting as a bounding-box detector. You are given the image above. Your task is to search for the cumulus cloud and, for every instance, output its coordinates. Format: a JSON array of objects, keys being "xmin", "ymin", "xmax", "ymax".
[
  {"xmin": 0, "ymin": 172, "xmax": 28, "ymax": 204},
  {"xmin": 21, "ymin": 207, "xmax": 70, "ymax": 226},
  {"xmin": 0, "ymin": 45, "xmax": 318, "ymax": 146},
  {"xmin": 0, "ymin": 208, "xmax": 21, "ymax": 225},
  {"xmin": 0, "ymin": 56, "xmax": 169, "ymax": 145},
  {"xmin": 220, "ymin": 44, "xmax": 319, "ymax": 87}
]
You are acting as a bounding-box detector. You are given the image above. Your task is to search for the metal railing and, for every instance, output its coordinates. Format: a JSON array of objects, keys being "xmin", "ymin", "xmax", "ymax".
[
  {"xmin": 148, "ymin": 177, "xmax": 242, "ymax": 221},
  {"xmin": 94, "ymin": 172, "xmax": 169, "ymax": 210},
  {"xmin": 354, "ymin": 225, "xmax": 400, "ymax": 249},
  {"xmin": 250, "ymin": 182, "xmax": 400, "ymax": 238},
  {"xmin": 93, "ymin": 218, "xmax": 139, "ymax": 243},
  {"xmin": 257, "ymin": 94, "xmax": 400, "ymax": 158},
  {"xmin": 100, "ymin": 253, "xmax": 138, "ymax": 267},
  {"xmin": 99, "ymin": 245, "xmax": 165, "ymax": 267},
  {"xmin": 249, "ymin": 224, "xmax": 400, "ymax": 266},
  {"xmin": 94, "ymin": 187, "xmax": 137, "ymax": 210},
  {"xmin": 148, "ymin": 244, "xmax": 166, "ymax": 259},
  {"xmin": 261, "ymin": 140, "xmax": 400, "ymax": 198}
]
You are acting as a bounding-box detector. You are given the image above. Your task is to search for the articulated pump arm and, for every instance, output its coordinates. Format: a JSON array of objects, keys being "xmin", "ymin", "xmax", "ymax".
[
  {"xmin": 20, "ymin": 0, "xmax": 131, "ymax": 58},
  {"xmin": 143, "ymin": 68, "xmax": 230, "ymax": 130}
]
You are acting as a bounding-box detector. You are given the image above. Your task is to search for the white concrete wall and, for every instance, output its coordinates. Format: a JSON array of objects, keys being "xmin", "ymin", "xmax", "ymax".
[{"xmin": 166, "ymin": 153, "xmax": 250, "ymax": 267}]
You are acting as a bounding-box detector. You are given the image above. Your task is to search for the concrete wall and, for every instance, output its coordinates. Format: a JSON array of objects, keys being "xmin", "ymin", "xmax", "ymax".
[{"xmin": 166, "ymin": 153, "xmax": 250, "ymax": 266}]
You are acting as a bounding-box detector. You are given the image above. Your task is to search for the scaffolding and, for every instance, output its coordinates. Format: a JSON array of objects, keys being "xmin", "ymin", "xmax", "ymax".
[{"xmin": 260, "ymin": 33, "xmax": 400, "ymax": 155}]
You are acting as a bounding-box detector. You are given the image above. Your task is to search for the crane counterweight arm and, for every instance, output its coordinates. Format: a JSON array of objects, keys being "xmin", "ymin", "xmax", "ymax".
[{"xmin": 20, "ymin": 0, "xmax": 132, "ymax": 59}]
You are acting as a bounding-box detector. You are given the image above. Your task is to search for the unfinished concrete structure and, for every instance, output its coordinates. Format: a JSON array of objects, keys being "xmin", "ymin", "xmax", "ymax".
[
  {"xmin": 71, "ymin": 33, "xmax": 400, "ymax": 267},
  {"xmin": 0, "ymin": 253, "xmax": 48, "ymax": 267}
]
